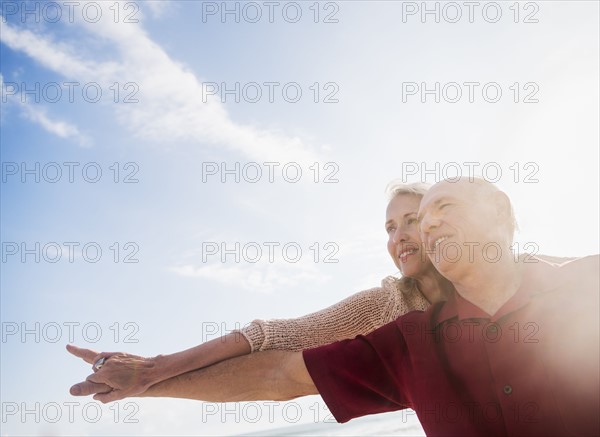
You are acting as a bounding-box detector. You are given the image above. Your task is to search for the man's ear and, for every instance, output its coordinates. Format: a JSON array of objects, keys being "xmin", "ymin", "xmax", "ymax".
[{"xmin": 491, "ymin": 190, "xmax": 513, "ymax": 229}]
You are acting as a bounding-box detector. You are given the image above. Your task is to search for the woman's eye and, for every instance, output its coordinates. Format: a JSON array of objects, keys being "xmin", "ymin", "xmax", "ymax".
[
  {"xmin": 407, "ymin": 218, "xmax": 417, "ymax": 225},
  {"xmin": 439, "ymin": 203, "xmax": 452, "ymax": 210}
]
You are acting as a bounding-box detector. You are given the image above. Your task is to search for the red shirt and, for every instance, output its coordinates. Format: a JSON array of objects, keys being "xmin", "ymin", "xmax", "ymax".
[{"xmin": 303, "ymin": 256, "xmax": 599, "ymax": 436}]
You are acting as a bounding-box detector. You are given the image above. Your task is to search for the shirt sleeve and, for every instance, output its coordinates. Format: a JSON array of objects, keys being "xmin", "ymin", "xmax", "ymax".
[
  {"xmin": 302, "ymin": 320, "xmax": 412, "ymax": 423},
  {"xmin": 237, "ymin": 285, "xmax": 398, "ymax": 352}
]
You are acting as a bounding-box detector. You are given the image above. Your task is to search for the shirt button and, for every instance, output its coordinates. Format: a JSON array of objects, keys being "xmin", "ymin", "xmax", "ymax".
[{"xmin": 503, "ymin": 385, "xmax": 513, "ymax": 395}]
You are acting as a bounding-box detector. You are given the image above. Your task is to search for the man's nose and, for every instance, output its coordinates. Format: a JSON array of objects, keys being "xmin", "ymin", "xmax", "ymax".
[{"xmin": 419, "ymin": 212, "xmax": 440, "ymax": 234}]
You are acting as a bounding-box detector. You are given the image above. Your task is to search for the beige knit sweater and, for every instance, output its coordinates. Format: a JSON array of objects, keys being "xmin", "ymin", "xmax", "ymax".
[{"xmin": 239, "ymin": 276, "xmax": 430, "ymax": 352}]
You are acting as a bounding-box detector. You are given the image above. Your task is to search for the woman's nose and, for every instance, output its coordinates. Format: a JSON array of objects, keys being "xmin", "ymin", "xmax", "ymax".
[{"xmin": 393, "ymin": 227, "xmax": 407, "ymax": 243}]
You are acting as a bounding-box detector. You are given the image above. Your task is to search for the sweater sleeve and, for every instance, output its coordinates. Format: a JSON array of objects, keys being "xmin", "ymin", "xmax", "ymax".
[{"xmin": 237, "ymin": 277, "xmax": 431, "ymax": 352}]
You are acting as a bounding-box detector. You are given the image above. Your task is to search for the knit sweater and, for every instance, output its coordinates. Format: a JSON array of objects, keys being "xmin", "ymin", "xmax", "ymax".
[{"xmin": 238, "ymin": 276, "xmax": 430, "ymax": 352}]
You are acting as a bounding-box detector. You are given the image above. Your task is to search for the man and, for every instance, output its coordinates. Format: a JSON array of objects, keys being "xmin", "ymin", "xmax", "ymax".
[{"xmin": 71, "ymin": 178, "xmax": 599, "ymax": 436}]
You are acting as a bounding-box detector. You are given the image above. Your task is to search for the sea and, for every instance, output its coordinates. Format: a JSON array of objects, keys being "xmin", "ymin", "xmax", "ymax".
[{"xmin": 239, "ymin": 410, "xmax": 426, "ymax": 436}]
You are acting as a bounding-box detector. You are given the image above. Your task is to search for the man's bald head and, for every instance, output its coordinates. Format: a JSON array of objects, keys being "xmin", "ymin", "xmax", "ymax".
[{"xmin": 419, "ymin": 177, "xmax": 517, "ymax": 243}]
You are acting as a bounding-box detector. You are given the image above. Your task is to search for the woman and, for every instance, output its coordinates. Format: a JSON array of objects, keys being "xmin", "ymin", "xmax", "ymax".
[{"xmin": 67, "ymin": 182, "xmax": 455, "ymax": 401}]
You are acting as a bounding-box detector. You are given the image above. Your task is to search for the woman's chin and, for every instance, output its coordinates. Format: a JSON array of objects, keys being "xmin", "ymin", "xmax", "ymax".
[{"xmin": 400, "ymin": 264, "xmax": 420, "ymax": 278}]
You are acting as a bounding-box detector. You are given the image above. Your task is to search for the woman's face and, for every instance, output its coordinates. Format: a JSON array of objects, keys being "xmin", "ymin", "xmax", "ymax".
[{"xmin": 385, "ymin": 194, "xmax": 432, "ymax": 278}]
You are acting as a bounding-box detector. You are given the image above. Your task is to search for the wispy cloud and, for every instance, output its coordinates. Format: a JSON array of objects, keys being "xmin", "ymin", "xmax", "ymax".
[
  {"xmin": 0, "ymin": 22, "xmax": 121, "ymax": 82},
  {"xmin": 0, "ymin": 7, "xmax": 321, "ymax": 163},
  {"xmin": 169, "ymin": 261, "xmax": 330, "ymax": 294},
  {"xmin": 1, "ymin": 73, "xmax": 92, "ymax": 147},
  {"xmin": 21, "ymin": 103, "xmax": 93, "ymax": 147},
  {"xmin": 144, "ymin": 0, "xmax": 175, "ymax": 19}
]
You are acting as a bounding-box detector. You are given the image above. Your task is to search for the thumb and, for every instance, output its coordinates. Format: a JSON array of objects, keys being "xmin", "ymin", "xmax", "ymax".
[{"xmin": 93, "ymin": 389, "xmax": 127, "ymax": 404}]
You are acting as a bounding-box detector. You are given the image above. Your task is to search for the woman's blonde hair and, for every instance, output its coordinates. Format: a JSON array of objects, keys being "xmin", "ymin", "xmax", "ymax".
[{"xmin": 385, "ymin": 180, "xmax": 431, "ymax": 200}]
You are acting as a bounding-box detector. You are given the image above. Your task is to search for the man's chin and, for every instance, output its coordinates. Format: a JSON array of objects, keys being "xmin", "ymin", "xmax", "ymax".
[{"xmin": 432, "ymin": 258, "xmax": 460, "ymax": 280}]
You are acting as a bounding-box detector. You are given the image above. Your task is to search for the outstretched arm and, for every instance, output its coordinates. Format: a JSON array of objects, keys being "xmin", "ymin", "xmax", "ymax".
[
  {"xmin": 67, "ymin": 284, "xmax": 400, "ymax": 402},
  {"xmin": 142, "ymin": 350, "xmax": 315, "ymax": 402},
  {"xmin": 67, "ymin": 333, "xmax": 251, "ymax": 401},
  {"xmin": 70, "ymin": 350, "xmax": 317, "ymax": 403}
]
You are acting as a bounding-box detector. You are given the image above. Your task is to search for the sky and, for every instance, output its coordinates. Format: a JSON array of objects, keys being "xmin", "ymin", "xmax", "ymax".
[{"xmin": 0, "ymin": 1, "xmax": 598, "ymax": 435}]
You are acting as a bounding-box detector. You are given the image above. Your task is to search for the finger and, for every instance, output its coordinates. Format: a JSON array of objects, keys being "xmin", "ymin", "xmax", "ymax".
[
  {"xmin": 92, "ymin": 352, "xmax": 122, "ymax": 372},
  {"xmin": 86, "ymin": 372, "xmax": 107, "ymax": 385},
  {"xmin": 70, "ymin": 380, "xmax": 113, "ymax": 397},
  {"xmin": 85, "ymin": 371, "xmax": 121, "ymax": 386},
  {"xmin": 94, "ymin": 389, "xmax": 127, "ymax": 404},
  {"xmin": 92, "ymin": 351, "xmax": 118, "ymax": 364},
  {"xmin": 66, "ymin": 344, "xmax": 99, "ymax": 364}
]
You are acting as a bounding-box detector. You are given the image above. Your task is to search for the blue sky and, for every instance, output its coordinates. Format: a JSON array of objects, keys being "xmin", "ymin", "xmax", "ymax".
[{"xmin": 1, "ymin": 1, "xmax": 599, "ymax": 435}]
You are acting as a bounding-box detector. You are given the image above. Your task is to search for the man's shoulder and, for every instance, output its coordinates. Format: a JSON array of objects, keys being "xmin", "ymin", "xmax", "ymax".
[
  {"xmin": 526, "ymin": 254, "xmax": 599, "ymax": 304},
  {"xmin": 557, "ymin": 253, "xmax": 599, "ymax": 269},
  {"xmin": 528, "ymin": 254, "xmax": 598, "ymax": 281},
  {"xmin": 557, "ymin": 254, "xmax": 599, "ymax": 288},
  {"xmin": 545, "ymin": 254, "xmax": 599, "ymax": 284},
  {"xmin": 532, "ymin": 253, "xmax": 598, "ymax": 268}
]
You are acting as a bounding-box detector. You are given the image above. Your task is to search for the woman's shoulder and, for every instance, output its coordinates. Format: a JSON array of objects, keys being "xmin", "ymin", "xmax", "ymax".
[
  {"xmin": 380, "ymin": 275, "xmax": 430, "ymax": 314},
  {"xmin": 381, "ymin": 275, "xmax": 418, "ymax": 294},
  {"xmin": 338, "ymin": 277, "xmax": 419, "ymax": 312}
]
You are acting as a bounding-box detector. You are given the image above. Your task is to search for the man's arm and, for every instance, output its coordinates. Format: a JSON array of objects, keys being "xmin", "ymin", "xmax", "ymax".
[{"xmin": 71, "ymin": 350, "xmax": 317, "ymax": 403}]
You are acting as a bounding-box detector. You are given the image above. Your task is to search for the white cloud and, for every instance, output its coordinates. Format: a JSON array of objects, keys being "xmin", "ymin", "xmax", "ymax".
[
  {"xmin": 144, "ymin": 0, "xmax": 174, "ymax": 19},
  {"xmin": 21, "ymin": 104, "xmax": 92, "ymax": 147},
  {"xmin": 0, "ymin": 21, "xmax": 121, "ymax": 83},
  {"xmin": 1, "ymin": 73, "xmax": 92, "ymax": 147},
  {"xmin": 0, "ymin": 9, "xmax": 321, "ymax": 164},
  {"xmin": 169, "ymin": 261, "xmax": 330, "ymax": 294}
]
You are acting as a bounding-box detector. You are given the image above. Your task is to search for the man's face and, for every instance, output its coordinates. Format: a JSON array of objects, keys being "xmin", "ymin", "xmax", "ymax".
[{"xmin": 417, "ymin": 180, "xmax": 503, "ymax": 280}]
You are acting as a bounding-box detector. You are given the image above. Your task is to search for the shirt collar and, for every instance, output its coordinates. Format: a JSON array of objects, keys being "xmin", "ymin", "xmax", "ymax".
[{"xmin": 434, "ymin": 256, "xmax": 560, "ymax": 326}]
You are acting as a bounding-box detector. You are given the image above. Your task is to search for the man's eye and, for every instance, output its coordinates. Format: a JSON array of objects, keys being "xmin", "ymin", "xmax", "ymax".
[
  {"xmin": 386, "ymin": 226, "xmax": 396, "ymax": 234},
  {"xmin": 407, "ymin": 218, "xmax": 417, "ymax": 225}
]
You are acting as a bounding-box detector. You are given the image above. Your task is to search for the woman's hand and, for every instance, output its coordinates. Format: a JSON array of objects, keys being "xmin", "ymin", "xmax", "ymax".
[
  {"xmin": 67, "ymin": 344, "xmax": 160, "ymax": 403},
  {"xmin": 68, "ymin": 333, "xmax": 252, "ymax": 403}
]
